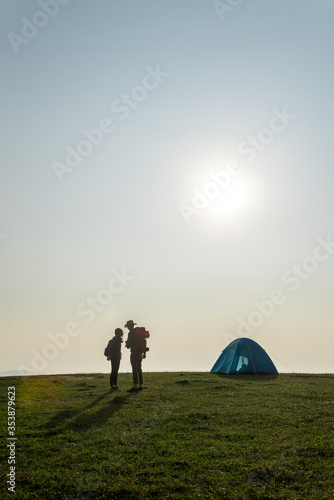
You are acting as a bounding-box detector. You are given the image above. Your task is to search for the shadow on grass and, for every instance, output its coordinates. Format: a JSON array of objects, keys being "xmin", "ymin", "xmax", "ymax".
[{"xmin": 43, "ymin": 392, "xmax": 132, "ymax": 434}]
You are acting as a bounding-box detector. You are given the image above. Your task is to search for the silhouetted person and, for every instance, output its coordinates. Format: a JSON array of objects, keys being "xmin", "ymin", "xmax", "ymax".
[
  {"xmin": 125, "ymin": 320, "xmax": 149, "ymax": 392},
  {"xmin": 104, "ymin": 328, "xmax": 123, "ymax": 392}
]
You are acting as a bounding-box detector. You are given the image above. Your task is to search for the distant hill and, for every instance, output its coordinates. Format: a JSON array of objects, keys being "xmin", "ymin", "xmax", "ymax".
[{"xmin": 0, "ymin": 369, "xmax": 40, "ymax": 377}]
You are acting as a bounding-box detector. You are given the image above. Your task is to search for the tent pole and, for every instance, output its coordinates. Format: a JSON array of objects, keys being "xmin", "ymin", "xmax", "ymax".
[{"xmin": 247, "ymin": 344, "xmax": 257, "ymax": 374}]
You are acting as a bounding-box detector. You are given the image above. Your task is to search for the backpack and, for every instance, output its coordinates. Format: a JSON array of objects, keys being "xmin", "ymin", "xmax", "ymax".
[
  {"xmin": 104, "ymin": 338, "xmax": 114, "ymax": 358},
  {"xmin": 127, "ymin": 327, "xmax": 150, "ymax": 357}
]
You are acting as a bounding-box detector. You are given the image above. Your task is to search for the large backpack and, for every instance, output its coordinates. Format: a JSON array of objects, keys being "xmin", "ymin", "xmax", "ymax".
[
  {"xmin": 127, "ymin": 327, "xmax": 150, "ymax": 357},
  {"xmin": 104, "ymin": 338, "xmax": 114, "ymax": 358}
]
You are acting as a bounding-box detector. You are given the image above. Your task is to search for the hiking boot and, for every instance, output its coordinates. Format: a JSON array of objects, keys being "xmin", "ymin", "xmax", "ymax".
[
  {"xmin": 137, "ymin": 386, "xmax": 143, "ymax": 391},
  {"xmin": 127, "ymin": 387, "xmax": 138, "ymax": 392}
]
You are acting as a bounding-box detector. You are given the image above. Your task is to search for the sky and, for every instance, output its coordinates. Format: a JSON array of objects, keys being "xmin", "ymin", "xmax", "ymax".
[{"xmin": 1, "ymin": 0, "xmax": 333, "ymax": 376}]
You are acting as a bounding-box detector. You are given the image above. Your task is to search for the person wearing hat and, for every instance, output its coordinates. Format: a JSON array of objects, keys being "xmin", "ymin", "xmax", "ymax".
[{"xmin": 125, "ymin": 320, "xmax": 143, "ymax": 392}]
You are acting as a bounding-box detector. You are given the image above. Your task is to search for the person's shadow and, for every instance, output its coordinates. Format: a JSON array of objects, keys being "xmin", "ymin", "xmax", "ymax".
[{"xmin": 43, "ymin": 392, "xmax": 131, "ymax": 435}]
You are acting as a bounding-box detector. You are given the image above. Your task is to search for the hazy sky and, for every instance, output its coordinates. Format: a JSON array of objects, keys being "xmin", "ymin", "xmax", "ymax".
[{"xmin": 1, "ymin": 0, "xmax": 333, "ymax": 376}]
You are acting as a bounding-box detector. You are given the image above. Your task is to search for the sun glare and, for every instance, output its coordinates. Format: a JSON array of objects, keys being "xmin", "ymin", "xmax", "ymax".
[{"xmin": 209, "ymin": 177, "xmax": 250, "ymax": 218}]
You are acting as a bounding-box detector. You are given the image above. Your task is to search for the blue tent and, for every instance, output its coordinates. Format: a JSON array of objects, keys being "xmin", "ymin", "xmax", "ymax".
[{"xmin": 211, "ymin": 338, "xmax": 278, "ymax": 374}]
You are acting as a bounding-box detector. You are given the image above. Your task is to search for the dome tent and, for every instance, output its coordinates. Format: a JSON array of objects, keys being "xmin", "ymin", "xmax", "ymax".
[{"xmin": 211, "ymin": 338, "xmax": 278, "ymax": 374}]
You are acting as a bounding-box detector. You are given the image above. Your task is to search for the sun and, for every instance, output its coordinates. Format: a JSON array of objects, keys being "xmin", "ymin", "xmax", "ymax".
[{"xmin": 208, "ymin": 177, "xmax": 250, "ymax": 218}]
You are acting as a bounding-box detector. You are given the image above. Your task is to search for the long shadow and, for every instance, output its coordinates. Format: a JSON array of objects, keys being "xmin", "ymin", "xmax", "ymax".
[
  {"xmin": 43, "ymin": 391, "xmax": 133, "ymax": 435},
  {"xmin": 68, "ymin": 394, "xmax": 132, "ymax": 432}
]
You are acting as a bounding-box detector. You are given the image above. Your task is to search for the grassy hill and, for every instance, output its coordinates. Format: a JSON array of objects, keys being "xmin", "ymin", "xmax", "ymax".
[{"xmin": 1, "ymin": 372, "xmax": 334, "ymax": 499}]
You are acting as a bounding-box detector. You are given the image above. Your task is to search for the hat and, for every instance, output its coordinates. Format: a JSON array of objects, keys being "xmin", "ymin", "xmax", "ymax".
[{"xmin": 124, "ymin": 320, "xmax": 137, "ymax": 328}]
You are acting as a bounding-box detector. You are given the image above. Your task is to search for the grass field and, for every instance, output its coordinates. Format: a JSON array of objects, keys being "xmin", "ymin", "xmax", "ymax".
[{"xmin": 1, "ymin": 372, "xmax": 334, "ymax": 499}]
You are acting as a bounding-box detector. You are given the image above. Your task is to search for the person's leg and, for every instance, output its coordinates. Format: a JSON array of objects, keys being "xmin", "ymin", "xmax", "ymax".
[
  {"xmin": 110, "ymin": 360, "xmax": 113, "ymax": 388},
  {"xmin": 130, "ymin": 352, "xmax": 138, "ymax": 387},
  {"xmin": 111, "ymin": 358, "xmax": 120, "ymax": 387},
  {"xmin": 113, "ymin": 358, "xmax": 120, "ymax": 388},
  {"xmin": 137, "ymin": 356, "xmax": 143, "ymax": 387}
]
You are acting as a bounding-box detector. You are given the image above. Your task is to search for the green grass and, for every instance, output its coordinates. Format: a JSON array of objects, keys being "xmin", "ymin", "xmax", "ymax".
[{"xmin": 1, "ymin": 372, "xmax": 334, "ymax": 499}]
